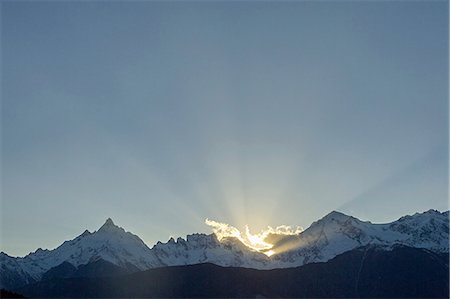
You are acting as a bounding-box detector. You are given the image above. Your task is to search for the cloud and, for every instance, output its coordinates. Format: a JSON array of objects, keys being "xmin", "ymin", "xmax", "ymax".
[
  {"xmin": 205, "ymin": 218, "xmax": 303, "ymax": 255},
  {"xmin": 204, "ymin": 219, "xmax": 243, "ymax": 241}
]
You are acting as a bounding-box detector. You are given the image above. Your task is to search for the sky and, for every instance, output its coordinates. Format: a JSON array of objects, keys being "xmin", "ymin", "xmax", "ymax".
[{"xmin": 1, "ymin": 1, "xmax": 448, "ymax": 257}]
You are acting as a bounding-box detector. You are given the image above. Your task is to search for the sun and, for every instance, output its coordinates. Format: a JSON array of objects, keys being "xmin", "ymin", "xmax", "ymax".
[
  {"xmin": 244, "ymin": 225, "xmax": 273, "ymax": 251},
  {"xmin": 205, "ymin": 219, "xmax": 302, "ymax": 256},
  {"xmin": 264, "ymin": 250, "xmax": 275, "ymax": 257}
]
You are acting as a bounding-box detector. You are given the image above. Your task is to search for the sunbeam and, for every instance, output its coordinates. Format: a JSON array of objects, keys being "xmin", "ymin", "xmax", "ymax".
[{"xmin": 205, "ymin": 219, "xmax": 303, "ymax": 256}]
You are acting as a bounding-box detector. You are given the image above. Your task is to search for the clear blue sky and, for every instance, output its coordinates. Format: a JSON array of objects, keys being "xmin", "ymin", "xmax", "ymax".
[{"xmin": 1, "ymin": 1, "xmax": 448, "ymax": 256}]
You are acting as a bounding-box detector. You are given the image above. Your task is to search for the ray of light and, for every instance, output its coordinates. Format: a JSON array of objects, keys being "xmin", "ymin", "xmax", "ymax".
[{"xmin": 205, "ymin": 218, "xmax": 303, "ymax": 256}]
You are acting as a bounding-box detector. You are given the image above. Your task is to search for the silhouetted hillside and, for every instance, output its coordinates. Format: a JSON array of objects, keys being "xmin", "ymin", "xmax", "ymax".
[
  {"xmin": 0, "ymin": 289, "xmax": 26, "ymax": 298},
  {"xmin": 17, "ymin": 245, "xmax": 449, "ymax": 298},
  {"xmin": 41, "ymin": 259, "xmax": 129, "ymax": 281}
]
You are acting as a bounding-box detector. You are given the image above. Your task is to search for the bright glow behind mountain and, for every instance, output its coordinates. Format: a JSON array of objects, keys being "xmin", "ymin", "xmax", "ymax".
[{"xmin": 205, "ymin": 219, "xmax": 303, "ymax": 255}]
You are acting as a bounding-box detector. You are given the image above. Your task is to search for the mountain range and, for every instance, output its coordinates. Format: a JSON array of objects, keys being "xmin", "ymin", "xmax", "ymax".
[
  {"xmin": 1, "ymin": 209, "xmax": 448, "ymax": 297},
  {"xmin": 16, "ymin": 245, "xmax": 449, "ymax": 298}
]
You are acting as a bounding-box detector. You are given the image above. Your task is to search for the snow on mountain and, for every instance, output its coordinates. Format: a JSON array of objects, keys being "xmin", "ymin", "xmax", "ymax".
[
  {"xmin": 1, "ymin": 210, "xmax": 448, "ymax": 290},
  {"xmin": 152, "ymin": 234, "xmax": 269, "ymax": 269},
  {"xmin": 270, "ymin": 209, "xmax": 449, "ymax": 268},
  {"xmin": 388, "ymin": 210, "xmax": 449, "ymax": 250},
  {"xmin": 0, "ymin": 218, "xmax": 162, "ymax": 286}
]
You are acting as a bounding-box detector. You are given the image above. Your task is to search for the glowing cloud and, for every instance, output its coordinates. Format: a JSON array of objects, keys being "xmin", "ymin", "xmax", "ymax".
[
  {"xmin": 204, "ymin": 219, "xmax": 243, "ymax": 241},
  {"xmin": 245, "ymin": 226, "xmax": 272, "ymax": 250},
  {"xmin": 265, "ymin": 250, "xmax": 275, "ymax": 257},
  {"xmin": 205, "ymin": 218, "xmax": 303, "ymax": 256}
]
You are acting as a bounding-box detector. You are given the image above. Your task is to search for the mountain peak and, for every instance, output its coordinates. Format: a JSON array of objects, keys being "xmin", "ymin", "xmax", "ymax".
[
  {"xmin": 1, "ymin": 209, "xmax": 448, "ymax": 292},
  {"xmin": 81, "ymin": 229, "xmax": 91, "ymax": 237},
  {"xmin": 98, "ymin": 218, "xmax": 122, "ymax": 233},
  {"xmin": 321, "ymin": 210, "xmax": 351, "ymax": 222}
]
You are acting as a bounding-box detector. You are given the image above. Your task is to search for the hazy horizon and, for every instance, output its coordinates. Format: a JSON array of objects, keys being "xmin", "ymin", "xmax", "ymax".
[{"xmin": 2, "ymin": 1, "xmax": 448, "ymax": 256}]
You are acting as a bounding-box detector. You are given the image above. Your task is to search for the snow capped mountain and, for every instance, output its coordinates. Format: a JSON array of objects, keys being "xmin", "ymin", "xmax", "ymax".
[
  {"xmin": 389, "ymin": 210, "xmax": 449, "ymax": 250},
  {"xmin": 270, "ymin": 209, "xmax": 449, "ymax": 268},
  {"xmin": 1, "ymin": 210, "xmax": 448, "ymax": 290},
  {"xmin": 0, "ymin": 218, "xmax": 162, "ymax": 288},
  {"xmin": 152, "ymin": 234, "xmax": 269, "ymax": 269}
]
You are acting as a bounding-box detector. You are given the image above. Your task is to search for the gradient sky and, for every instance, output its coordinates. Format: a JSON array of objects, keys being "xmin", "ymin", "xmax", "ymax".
[{"xmin": 1, "ymin": 1, "xmax": 448, "ymax": 256}]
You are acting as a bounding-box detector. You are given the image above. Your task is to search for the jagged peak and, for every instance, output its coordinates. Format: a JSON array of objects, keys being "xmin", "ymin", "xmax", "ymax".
[
  {"xmin": 104, "ymin": 218, "xmax": 115, "ymax": 226},
  {"xmin": 97, "ymin": 218, "xmax": 125, "ymax": 234},
  {"xmin": 33, "ymin": 248, "xmax": 50, "ymax": 255},
  {"xmin": 81, "ymin": 229, "xmax": 91, "ymax": 237},
  {"xmin": 396, "ymin": 209, "xmax": 448, "ymax": 222},
  {"xmin": 186, "ymin": 233, "xmax": 216, "ymax": 243},
  {"xmin": 155, "ymin": 233, "xmax": 216, "ymax": 246},
  {"xmin": 422, "ymin": 209, "xmax": 448, "ymax": 216},
  {"xmin": 153, "ymin": 233, "xmax": 221, "ymax": 249},
  {"xmin": 0, "ymin": 251, "xmax": 12, "ymax": 258}
]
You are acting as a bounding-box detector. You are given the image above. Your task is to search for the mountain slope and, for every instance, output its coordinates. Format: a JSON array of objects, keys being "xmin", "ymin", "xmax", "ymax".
[
  {"xmin": 0, "ymin": 219, "xmax": 163, "ymax": 289},
  {"xmin": 0, "ymin": 219, "xmax": 267, "ymax": 290},
  {"xmin": 152, "ymin": 234, "xmax": 269, "ymax": 269},
  {"xmin": 269, "ymin": 209, "xmax": 449, "ymax": 268},
  {"xmin": 1, "ymin": 210, "xmax": 448, "ymax": 290},
  {"xmin": 16, "ymin": 245, "xmax": 449, "ymax": 298}
]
